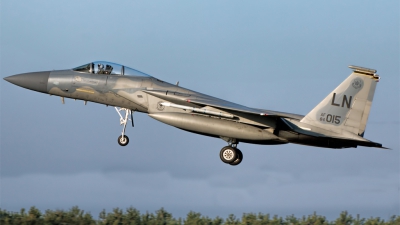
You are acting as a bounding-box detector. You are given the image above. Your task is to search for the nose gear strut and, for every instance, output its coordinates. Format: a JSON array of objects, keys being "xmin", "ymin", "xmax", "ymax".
[{"xmin": 115, "ymin": 107, "xmax": 134, "ymax": 146}]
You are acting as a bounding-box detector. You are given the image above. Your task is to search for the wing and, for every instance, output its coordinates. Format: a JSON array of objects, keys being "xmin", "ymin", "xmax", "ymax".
[{"xmin": 143, "ymin": 89, "xmax": 304, "ymax": 120}]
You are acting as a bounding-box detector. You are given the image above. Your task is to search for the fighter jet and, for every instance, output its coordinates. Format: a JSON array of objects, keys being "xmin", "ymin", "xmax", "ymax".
[{"xmin": 4, "ymin": 62, "xmax": 386, "ymax": 166}]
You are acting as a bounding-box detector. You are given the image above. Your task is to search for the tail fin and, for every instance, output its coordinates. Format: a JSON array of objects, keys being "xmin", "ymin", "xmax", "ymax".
[{"xmin": 300, "ymin": 65, "xmax": 380, "ymax": 137}]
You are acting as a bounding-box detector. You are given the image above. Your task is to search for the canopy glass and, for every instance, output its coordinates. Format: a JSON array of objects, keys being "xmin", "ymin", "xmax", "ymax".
[{"xmin": 73, "ymin": 61, "xmax": 151, "ymax": 77}]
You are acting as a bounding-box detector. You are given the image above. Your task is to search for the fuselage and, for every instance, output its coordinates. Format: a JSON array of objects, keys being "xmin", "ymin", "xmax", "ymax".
[
  {"xmin": 6, "ymin": 65, "xmax": 293, "ymax": 145},
  {"xmin": 4, "ymin": 62, "xmax": 384, "ymax": 153}
]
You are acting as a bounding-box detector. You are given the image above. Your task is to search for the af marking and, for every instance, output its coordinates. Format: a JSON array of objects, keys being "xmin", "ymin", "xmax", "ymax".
[{"xmin": 320, "ymin": 113, "xmax": 341, "ymax": 124}]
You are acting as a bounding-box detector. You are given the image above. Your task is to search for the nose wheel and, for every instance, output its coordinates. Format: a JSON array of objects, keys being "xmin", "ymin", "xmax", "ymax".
[
  {"xmin": 115, "ymin": 107, "xmax": 134, "ymax": 146},
  {"xmin": 118, "ymin": 135, "xmax": 129, "ymax": 146}
]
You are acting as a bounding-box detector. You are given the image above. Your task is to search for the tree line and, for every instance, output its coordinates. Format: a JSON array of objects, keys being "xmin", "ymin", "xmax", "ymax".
[{"xmin": 0, "ymin": 206, "xmax": 398, "ymax": 225}]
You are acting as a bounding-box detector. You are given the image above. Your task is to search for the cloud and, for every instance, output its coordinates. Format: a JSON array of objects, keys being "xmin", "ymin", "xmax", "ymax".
[{"xmin": 2, "ymin": 170, "xmax": 398, "ymax": 219}]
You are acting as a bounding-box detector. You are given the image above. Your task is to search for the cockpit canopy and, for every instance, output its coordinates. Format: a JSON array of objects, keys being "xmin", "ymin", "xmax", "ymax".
[{"xmin": 73, "ymin": 61, "xmax": 151, "ymax": 77}]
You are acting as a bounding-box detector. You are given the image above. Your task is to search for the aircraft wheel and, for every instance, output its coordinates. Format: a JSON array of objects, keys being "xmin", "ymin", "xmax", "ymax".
[
  {"xmin": 219, "ymin": 146, "xmax": 238, "ymax": 164},
  {"xmin": 118, "ymin": 135, "xmax": 129, "ymax": 146},
  {"xmin": 229, "ymin": 149, "xmax": 243, "ymax": 166}
]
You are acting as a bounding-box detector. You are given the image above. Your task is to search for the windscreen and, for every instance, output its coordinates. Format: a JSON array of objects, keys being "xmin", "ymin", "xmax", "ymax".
[{"xmin": 73, "ymin": 63, "xmax": 92, "ymax": 73}]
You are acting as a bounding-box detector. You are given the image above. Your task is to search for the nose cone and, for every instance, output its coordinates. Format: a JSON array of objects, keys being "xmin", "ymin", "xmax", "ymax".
[{"xmin": 4, "ymin": 71, "xmax": 50, "ymax": 93}]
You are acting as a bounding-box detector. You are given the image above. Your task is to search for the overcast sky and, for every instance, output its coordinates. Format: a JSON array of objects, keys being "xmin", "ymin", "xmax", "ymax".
[{"xmin": 1, "ymin": 0, "xmax": 399, "ymax": 220}]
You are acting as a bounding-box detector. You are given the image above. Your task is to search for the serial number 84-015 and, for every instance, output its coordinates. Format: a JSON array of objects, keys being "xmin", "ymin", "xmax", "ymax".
[{"xmin": 320, "ymin": 113, "xmax": 341, "ymax": 124}]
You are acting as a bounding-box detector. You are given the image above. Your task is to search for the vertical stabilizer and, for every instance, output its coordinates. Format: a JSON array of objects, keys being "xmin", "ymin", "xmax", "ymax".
[{"xmin": 300, "ymin": 65, "xmax": 380, "ymax": 136}]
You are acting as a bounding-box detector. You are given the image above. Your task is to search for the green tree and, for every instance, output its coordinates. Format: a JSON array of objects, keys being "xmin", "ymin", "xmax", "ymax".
[
  {"xmin": 224, "ymin": 214, "xmax": 240, "ymax": 225},
  {"xmin": 353, "ymin": 214, "xmax": 365, "ymax": 225},
  {"xmin": 0, "ymin": 209, "xmax": 13, "ymax": 225},
  {"xmin": 185, "ymin": 211, "xmax": 219, "ymax": 225},
  {"xmin": 257, "ymin": 213, "xmax": 272, "ymax": 225},
  {"xmin": 285, "ymin": 214, "xmax": 300, "ymax": 225},
  {"xmin": 97, "ymin": 207, "xmax": 124, "ymax": 225},
  {"xmin": 3, "ymin": 206, "xmax": 400, "ymax": 225},
  {"xmin": 241, "ymin": 213, "xmax": 258, "ymax": 225},
  {"xmin": 270, "ymin": 215, "xmax": 284, "ymax": 225},
  {"xmin": 334, "ymin": 211, "xmax": 353, "ymax": 225},
  {"xmin": 386, "ymin": 215, "xmax": 400, "ymax": 225},
  {"xmin": 140, "ymin": 211, "xmax": 154, "ymax": 225},
  {"xmin": 125, "ymin": 207, "xmax": 142, "ymax": 225},
  {"xmin": 42, "ymin": 206, "xmax": 95, "ymax": 225},
  {"xmin": 184, "ymin": 211, "xmax": 210, "ymax": 225},
  {"xmin": 364, "ymin": 217, "xmax": 385, "ymax": 225},
  {"xmin": 155, "ymin": 207, "xmax": 178, "ymax": 225},
  {"xmin": 25, "ymin": 206, "xmax": 43, "ymax": 225},
  {"xmin": 300, "ymin": 212, "xmax": 328, "ymax": 225},
  {"xmin": 212, "ymin": 216, "xmax": 224, "ymax": 225}
]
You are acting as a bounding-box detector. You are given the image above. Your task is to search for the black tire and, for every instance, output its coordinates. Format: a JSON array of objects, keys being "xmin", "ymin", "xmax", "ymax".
[
  {"xmin": 118, "ymin": 135, "xmax": 129, "ymax": 146},
  {"xmin": 219, "ymin": 146, "xmax": 238, "ymax": 164},
  {"xmin": 229, "ymin": 149, "xmax": 243, "ymax": 166}
]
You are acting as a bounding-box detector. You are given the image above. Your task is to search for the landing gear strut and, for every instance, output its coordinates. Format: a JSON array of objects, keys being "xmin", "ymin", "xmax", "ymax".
[
  {"xmin": 115, "ymin": 107, "xmax": 134, "ymax": 146},
  {"xmin": 219, "ymin": 138, "xmax": 243, "ymax": 166}
]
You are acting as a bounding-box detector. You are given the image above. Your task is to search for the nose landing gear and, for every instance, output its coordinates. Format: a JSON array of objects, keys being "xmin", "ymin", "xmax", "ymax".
[
  {"xmin": 115, "ymin": 107, "xmax": 134, "ymax": 146},
  {"xmin": 118, "ymin": 135, "xmax": 129, "ymax": 146},
  {"xmin": 219, "ymin": 138, "xmax": 243, "ymax": 166}
]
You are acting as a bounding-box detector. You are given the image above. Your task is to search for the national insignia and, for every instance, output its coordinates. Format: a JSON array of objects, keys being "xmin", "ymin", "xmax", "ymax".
[
  {"xmin": 157, "ymin": 101, "xmax": 165, "ymax": 111},
  {"xmin": 352, "ymin": 78, "xmax": 363, "ymax": 89}
]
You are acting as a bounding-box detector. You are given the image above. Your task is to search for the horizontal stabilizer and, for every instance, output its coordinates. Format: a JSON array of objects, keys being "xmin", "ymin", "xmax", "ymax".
[
  {"xmin": 280, "ymin": 118, "xmax": 389, "ymax": 149},
  {"xmin": 281, "ymin": 118, "xmax": 387, "ymax": 149}
]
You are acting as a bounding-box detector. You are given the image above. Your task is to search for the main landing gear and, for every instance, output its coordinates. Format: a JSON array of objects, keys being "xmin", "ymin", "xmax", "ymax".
[
  {"xmin": 115, "ymin": 107, "xmax": 134, "ymax": 146},
  {"xmin": 219, "ymin": 139, "xmax": 243, "ymax": 166}
]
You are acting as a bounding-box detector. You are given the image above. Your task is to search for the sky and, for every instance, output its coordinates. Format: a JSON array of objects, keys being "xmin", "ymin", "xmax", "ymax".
[{"xmin": 1, "ymin": 0, "xmax": 399, "ymax": 220}]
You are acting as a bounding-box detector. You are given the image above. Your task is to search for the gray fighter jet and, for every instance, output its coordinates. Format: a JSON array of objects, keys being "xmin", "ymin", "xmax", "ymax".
[{"xmin": 4, "ymin": 62, "xmax": 386, "ymax": 165}]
